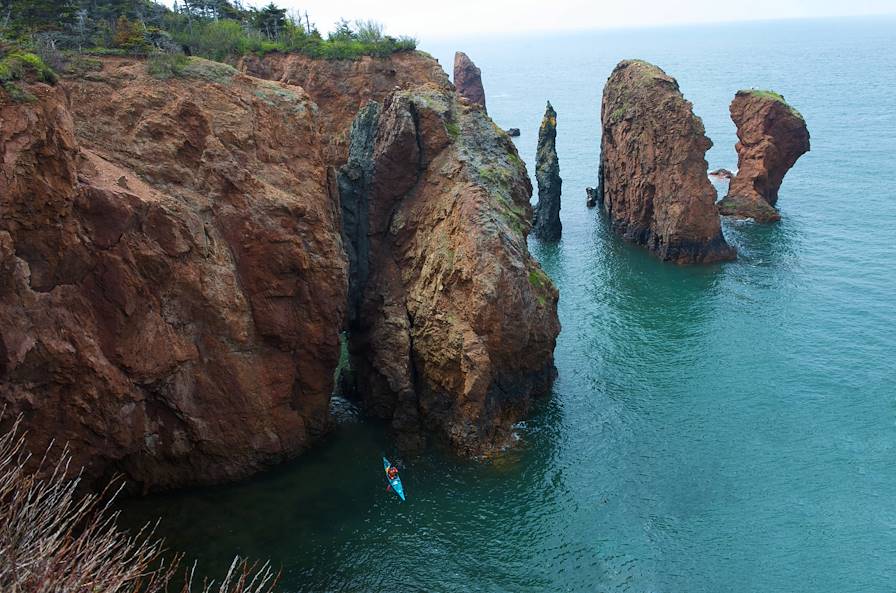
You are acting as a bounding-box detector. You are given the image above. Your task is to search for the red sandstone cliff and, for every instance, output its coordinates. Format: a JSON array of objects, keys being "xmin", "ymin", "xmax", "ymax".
[
  {"xmin": 598, "ymin": 60, "xmax": 735, "ymax": 263},
  {"xmin": 1, "ymin": 60, "xmax": 346, "ymax": 491},
  {"xmin": 718, "ymin": 90, "xmax": 810, "ymax": 222},
  {"xmin": 0, "ymin": 52, "xmax": 558, "ymax": 489}
]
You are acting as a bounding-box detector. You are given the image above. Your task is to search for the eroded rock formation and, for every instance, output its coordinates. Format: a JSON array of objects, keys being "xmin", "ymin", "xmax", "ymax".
[
  {"xmin": 718, "ymin": 90, "xmax": 810, "ymax": 222},
  {"xmin": 339, "ymin": 86, "xmax": 559, "ymax": 455},
  {"xmin": 533, "ymin": 101, "xmax": 562, "ymax": 242},
  {"xmin": 0, "ymin": 52, "xmax": 559, "ymax": 489},
  {"xmin": 598, "ymin": 60, "xmax": 735, "ymax": 263},
  {"xmin": 453, "ymin": 51, "xmax": 487, "ymax": 112}
]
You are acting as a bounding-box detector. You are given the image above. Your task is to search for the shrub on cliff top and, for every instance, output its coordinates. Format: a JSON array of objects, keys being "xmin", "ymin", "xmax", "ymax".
[
  {"xmin": 0, "ymin": 415, "xmax": 278, "ymax": 593},
  {"xmin": 147, "ymin": 53, "xmax": 237, "ymax": 84},
  {"xmin": 0, "ymin": 50, "xmax": 57, "ymax": 84}
]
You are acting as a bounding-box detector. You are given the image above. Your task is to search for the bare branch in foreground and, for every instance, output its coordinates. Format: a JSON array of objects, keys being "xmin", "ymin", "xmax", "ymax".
[{"xmin": 0, "ymin": 414, "xmax": 279, "ymax": 593}]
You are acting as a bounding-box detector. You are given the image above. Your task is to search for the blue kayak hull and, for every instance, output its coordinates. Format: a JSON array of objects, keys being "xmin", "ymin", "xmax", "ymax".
[{"xmin": 382, "ymin": 457, "xmax": 405, "ymax": 501}]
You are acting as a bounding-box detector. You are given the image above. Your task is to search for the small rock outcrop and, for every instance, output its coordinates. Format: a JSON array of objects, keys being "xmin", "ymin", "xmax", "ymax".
[
  {"xmin": 710, "ymin": 168, "xmax": 734, "ymax": 180},
  {"xmin": 533, "ymin": 101, "xmax": 562, "ymax": 242},
  {"xmin": 453, "ymin": 51, "xmax": 487, "ymax": 112},
  {"xmin": 585, "ymin": 187, "xmax": 599, "ymax": 208},
  {"xmin": 506, "ymin": 127, "xmax": 520, "ymax": 137},
  {"xmin": 718, "ymin": 90, "xmax": 810, "ymax": 222},
  {"xmin": 598, "ymin": 60, "xmax": 735, "ymax": 263}
]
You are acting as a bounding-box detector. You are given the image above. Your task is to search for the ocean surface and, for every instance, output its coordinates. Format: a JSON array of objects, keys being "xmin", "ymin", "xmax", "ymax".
[{"xmin": 121, "ymin": 17, "xmax": 896, "ymax": 593}]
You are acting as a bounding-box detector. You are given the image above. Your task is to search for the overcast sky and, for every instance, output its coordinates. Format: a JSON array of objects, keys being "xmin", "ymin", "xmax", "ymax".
[{"xmin": 239, "ymin": 0, "xmax": 896, "ymax": 38}]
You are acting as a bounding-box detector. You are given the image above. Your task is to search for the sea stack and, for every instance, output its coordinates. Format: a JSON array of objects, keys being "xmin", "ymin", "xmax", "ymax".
[
  {"xmin": 598, "ymin": 59, "xmax": 735, "ymax": 263},
  {"xmin": 533, "ymin": 101, "xmax": 562, "ymax": 241},
  {"xmin": 338, "ymin": 86, "xmax": 559, "ymax": 456},
  {"xmin": 453, "ymin": 51, "xmax": 487, "ymax": 112},
  {"xmin": 718, "ymin": 90, "xmax": 810, "ymax": 222}
]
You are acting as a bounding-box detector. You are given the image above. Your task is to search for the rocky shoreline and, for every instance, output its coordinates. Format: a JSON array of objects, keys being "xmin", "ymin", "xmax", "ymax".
[{"xmin": 0, "ymin": 51, "xmax": 558, "ymax": 492}]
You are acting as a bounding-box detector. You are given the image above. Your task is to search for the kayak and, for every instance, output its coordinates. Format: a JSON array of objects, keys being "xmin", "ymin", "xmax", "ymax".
[{"xmin": 382, "ymin": 457, "xmax": 405, "ymax": 501}]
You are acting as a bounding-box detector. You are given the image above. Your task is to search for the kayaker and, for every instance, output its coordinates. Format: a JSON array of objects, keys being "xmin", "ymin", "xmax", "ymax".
[{"xmin": 387, "ymin": 465, "xmax": 399, "ymax": 480}]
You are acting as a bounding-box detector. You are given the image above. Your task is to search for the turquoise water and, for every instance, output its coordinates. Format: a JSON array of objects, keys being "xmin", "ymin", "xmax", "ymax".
[{"xmin": 122, "ymin": 17, "xmax": 896, "ymax": 592}]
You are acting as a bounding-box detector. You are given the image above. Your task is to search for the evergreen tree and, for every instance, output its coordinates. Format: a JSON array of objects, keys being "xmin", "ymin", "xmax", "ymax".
[
  {"xmin": 7, "ymin": 0, "xmax": 77, "ymax": 32},
  {"xmin": 252, "ymin": 3, "xmax": 285, "ymax": 39}
]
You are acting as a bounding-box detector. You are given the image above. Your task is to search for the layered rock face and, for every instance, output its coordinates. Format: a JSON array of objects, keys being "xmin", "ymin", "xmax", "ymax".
[
  {"xmin": 453, "ymin": 51, "xmax": 487, "ymax": 113},
  {"xmin": 238, "ymin": 52, "xmax": 449, "ymax": 161},
  {"xmin": 0, "ymin": 60, "xmax": 347, "ymax": 490},
  {"xmin": 1, "ymin": 51, "xmax": 559, "ymax": 489},
  {"xmin": 533, "ymin": 101, "xmax": 562, "ymax": 242},
  {"xmin": 718, "ymin": 90, "xmax": 810, "ymax": 222},
  {"xmin": 598, "ymin": 60, "xmax": 736, "ymax": 263},
  {"xmin": 339, "ymin": 86, "xmax": 559, "ymax": 455}
]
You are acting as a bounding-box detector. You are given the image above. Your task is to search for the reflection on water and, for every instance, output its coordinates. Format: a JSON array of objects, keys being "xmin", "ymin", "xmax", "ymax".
[{"xmin": 121, "ymin": 17, "xmax": 896, "ymax": 593}]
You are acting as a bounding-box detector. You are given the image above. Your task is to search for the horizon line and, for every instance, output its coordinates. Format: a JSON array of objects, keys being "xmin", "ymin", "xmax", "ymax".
[{"xmin": 416, "ymin": 12, "xmax": 896, "ymax": 43}]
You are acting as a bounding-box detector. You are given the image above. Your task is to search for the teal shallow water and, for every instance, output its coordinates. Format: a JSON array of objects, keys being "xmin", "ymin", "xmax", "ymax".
[{"xmin": 122, "ymin": 17, "xmax": 896, "ymax": 592}]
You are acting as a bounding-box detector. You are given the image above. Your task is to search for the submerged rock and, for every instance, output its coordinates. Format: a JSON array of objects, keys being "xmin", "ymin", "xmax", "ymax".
[
  {"xmin": 533, "ymin": 101, "xmax": 562, "ymax": 242},
  {"xmin": 586, "ymin": 187, "xmax": 599, "ymax": 208},
  {"xmin": 339, "ymin": 85, "xmax": 560, "ymax": 456},
  {"xmin": 598, "ymin": 59, "xmax": 735, "ymax": 263},
  {"xmin": 710, "ymin": 168, "xmax": 734, "ymax": 179},
  {"xmin": 718, "ymin": 90, "xmax": 810, "ymax": 222},
  {"xmin": 453, "ymin": 51, "xmax": 487, "ymax": 112},
  {"xmin": 506, "ymin": 127, "xmax": 521, "ymax": 137}
]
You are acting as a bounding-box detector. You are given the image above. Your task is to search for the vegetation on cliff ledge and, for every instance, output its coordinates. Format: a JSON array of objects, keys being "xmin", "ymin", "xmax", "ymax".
[
  {"xmin": 0, "ymin": 45, "xmax": 56, "ymax": 101},
  {"xmin": 0, "ymin": 0, "xmax": 417, "ymax": 64},
  {"xmin": 737, "ymin": 88, "xmax": 805, "ymax": 119}
]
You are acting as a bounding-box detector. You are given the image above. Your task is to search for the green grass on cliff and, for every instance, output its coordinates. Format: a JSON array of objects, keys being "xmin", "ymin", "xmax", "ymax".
[
  {"xmin": 147, "ymin": 54, "xmax": 237, "ymax": 83},
  {"xmin": 0, "ymin": 51, "xmax": 57, "ymax": 85},
  {"xmin": 738, "ymin": 88, "xmax": 804, "ymax": 119},
  {"xmin": 0, "ymin": 49, "xmax": 58, "ymax": 103},
  {"xmin": 527, "ymin": 267, "xmax": 552, "ymax": 306},
  {"xmin": 739, "ymin": 89, "xmax": 786, "ymax": 102}
]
